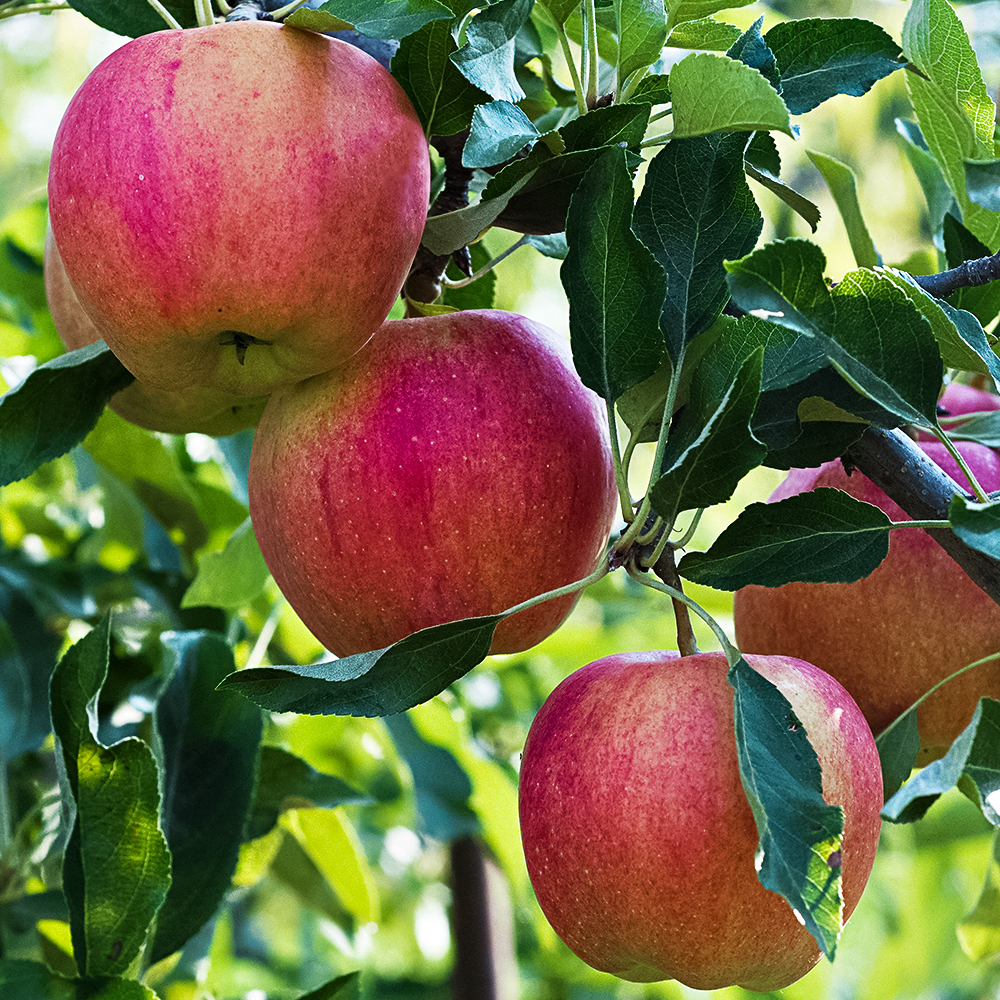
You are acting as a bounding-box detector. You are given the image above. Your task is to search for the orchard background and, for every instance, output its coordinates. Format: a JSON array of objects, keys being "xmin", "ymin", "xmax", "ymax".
[{"xmin": 5, "ymin": 0, "xmax": 1000, "ymax": 997}]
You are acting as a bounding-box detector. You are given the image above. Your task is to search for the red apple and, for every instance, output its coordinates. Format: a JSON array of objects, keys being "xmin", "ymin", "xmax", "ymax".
[
  {"xmin": 47, "ymin": 21, "xmax": 429, "ymax": 400},
  {"xmin": 248, "ymin": 309, "xmax": 618, "ymax": 656},
  {"xmin": 518, "ymin": 650, "xmax": 882, "ymax": 990},
  {"xmin": 734, "ymin": 440, "xmax": 1000, "ymax": 761},
  {"xmin": 44, "ymin": 228, "xmax": 267, "ymax": 436}
]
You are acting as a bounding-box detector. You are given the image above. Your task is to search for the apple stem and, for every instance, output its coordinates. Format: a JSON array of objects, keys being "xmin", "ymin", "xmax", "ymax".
[
  {"xmin": 931, "ymin": 424, "xmax": 992, "ymax": 502},
  {"xmin": 441, "ymin": 236, "xmax": 529, "ymax": 289},
  {"xmin": 651, "ymin": 544, "xmax": 700, "ymax": 657},
  {"xmin": 145, "ymin": 0, "xmax": 184, "ymax": 28}
]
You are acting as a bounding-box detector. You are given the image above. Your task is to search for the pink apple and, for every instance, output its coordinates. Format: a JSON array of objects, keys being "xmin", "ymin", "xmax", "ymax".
[
  {"xmin": 735, "ymin": 440, "xmax": 1000, "ymax": 761},
  {"xmin": 518, "ymin": 650, "xmax": 882, "ymax": 990},
  {"xmin": 48, "ymin": 21, "xmax": 429, "ymax": 400},
  {"xmin": 44, "ymin": 228, "xmax": 267, "ymax": 436},
  {"xmin": 247, "ymin": 309, "xmax": 619, "ymax": 656}
]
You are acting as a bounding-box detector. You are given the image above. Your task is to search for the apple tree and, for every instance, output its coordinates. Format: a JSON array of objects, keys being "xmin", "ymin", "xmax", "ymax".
[{"xmin": 3, "ymin": 0, "xmax": 1000, "ymax": 995}]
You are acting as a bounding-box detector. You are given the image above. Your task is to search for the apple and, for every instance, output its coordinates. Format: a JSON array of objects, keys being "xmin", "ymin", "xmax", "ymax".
[
  {"xmin": 247, "ymin": 309, "xmax": 619, "ymax": 656},
  {"xmin": 517, "ymin": 650, "xmax": 882, "ymax": 990},
  {"xmin": 734, "ymin": 439, "xmax": 1000, "ymax": 761},
  {"xmin": 47, "ymin": 20, "xmax": 430, "ymax": 400},
  {"xmin": 44, "ymin": 228, "xmax": 267, "ymax": 436}
]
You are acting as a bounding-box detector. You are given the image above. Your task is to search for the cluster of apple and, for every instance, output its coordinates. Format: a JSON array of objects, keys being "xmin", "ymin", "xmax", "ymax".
[
  {"xmin": 45, "ymin": 20, "xmax": 620, "ymax": 654},
  {"xmin": 44, "ymin": 14, "xmax": 999, "ymax": 996}
]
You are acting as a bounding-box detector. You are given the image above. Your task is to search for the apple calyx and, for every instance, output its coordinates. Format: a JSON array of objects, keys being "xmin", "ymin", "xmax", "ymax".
[{"xmin": 217, "ymin": 330, "xmax": 275, "ymax": 365}]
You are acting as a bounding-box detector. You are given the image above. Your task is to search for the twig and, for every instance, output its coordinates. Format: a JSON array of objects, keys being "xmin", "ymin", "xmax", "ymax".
[{"xmin": 912, "ymin": 249, "xmax": 1000, "ymax": 299}]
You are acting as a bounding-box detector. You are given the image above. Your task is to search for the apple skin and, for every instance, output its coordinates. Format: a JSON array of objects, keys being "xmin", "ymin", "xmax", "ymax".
[
  {"xmin": 517, "ymin": 650, "xmax": 882, "ymax": 990},
  {"xmin": 47, "ymin": 21, "xmax": 429, "ymax": 400},
  {"xmin": 44, "ymin": 228, "xmax": 267, "ymax": 436},
  {"xmin": 248, "ymin": 309, "xmax": 618, "ymax": 656},
  {"xmin": 734, "ymin": 440, "xmax": 1000, "ymax": 762}
]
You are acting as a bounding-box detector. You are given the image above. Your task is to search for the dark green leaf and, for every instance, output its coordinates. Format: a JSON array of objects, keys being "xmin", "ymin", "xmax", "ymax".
[
  {"xmin": 0, "ymin": 343, "xmax": 135, "ymax": 488},
  {"xmin": 945, "ymin": 410, "xmax": 1000, "ymax": 448},
  {"xmin": 68, "ymin": 0, "xmax": 196, "ymax": 36},
  {"xmin": 942, "ymin": 214, "xmax": 1000, "ymax": 328},
  {"xmin": 634, "ymin": 131, "xmax": 763, "ymax": 360},
  {"xmin": 876, "ymin": 712, "xmax": 921, "ymax": 802},
  {"xmin": 729, "ymin": 656, "xmax": 845, "ymax": 958},
  {"xmin": 299, "ymin": 972, "xmax": 362, "ymax": 1000},
  {"xmin": 678, "ymin": 488, "xmax": 891, "ymax": 589},
  {"xmin": 463, "ymin": 100, "xmax": 540, "ymax": 167},
  {"xmin": 745, "ymin": 164, "xmax": 822, "ymax": 233},
  {"xmin": 765, "ymin": 18, "xmax": 905, "ymax": 115},
  {"xmin": 883, "ymin": 697, "xmax": 1000, "ymax": 824},
  {"xmin": 726, "ymin": 239, "xmax": 943, "ymax": 428},
  {"xmin": 561, "ymin": 148, "xmax": 666, "ymax": 402},
  {"xmin": 965, "ymin": 159, "xmax": 1000, "ymax": 213},
  {"xmin": 949, "ymin": 495, "xmax": 1000, "ymax": 559},
  {"xmin": 626, "ymin": 72, "xmax": 671, "ymax": 104},
  {"xmin": 219, "ymin": 615, "xmax": 505, "ymax": 716},
  {"xmin": 727, "ymin": 15, "xmax": 778, "ymax": 89},
  {"xmin": 384, "ymin": 714, "xmax": 479, "ymax": 840},
  {"xmin": 450, "ymin": 0, "xmax": 533, "ymax": 102},
  {"xmin": 650, "ymin": 347, "xmax": 766, "ymax": 522},
  {"xmin": 304, "ymin": 0, "xmax": 452, "ymax": 38},
  {"xmin": 392, "ymin": 19, "xmax": 490, "ymax": 135},
  {"xmin": 150, "ymin": 631, "xmax": 263, "ymax": 964},
  {"xmin": 50, "ymin": 619, "xmax": 171, "ymax": 978},
  {"xmin": 247, "ymin": 746, "xmax": 370, "ymax": 841}
]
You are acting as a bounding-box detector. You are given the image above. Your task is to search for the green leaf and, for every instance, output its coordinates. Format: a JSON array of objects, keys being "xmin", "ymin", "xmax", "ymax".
[
  {"xmin": 616, "ymin": 0, "xmax": 667, "ymax": 94},
  {"xmin": 537, "ymin": 0, "xmax": 579, "ymax": 26},
  {"xmin": 451, "ymin": 0, "xmax": 533, "ymax": 102},
  {"xmin": 634, "ymin": 131, "xmax": 763, "ymax": 360},
  {"xmin": 958, "ymin": 829, "xmax": 1000, "ymax": 962},
  {"xmin": 219, "ymin": 614, "xmax": 504, "ymax": 716},
  {"xmin": 0, "ymin": 343, "xmax": 135, "ymax": 488},
  {"xmin": 393, "ymin": 19, "xmax": 490, "ymax": 136},
  {"xmin": 876, "ymin": 267, "xmax": 1000, "ymax": 384},
  {"xmin": 729, "ymin": 656, "xmax": 845, "ymax": 959},
  {"xmin": 726, "ymin": 239, "xmax": 943, "ymax": 428},
  {"xmin": 668, "ymin": 53, "xmax": 793, "ymax": 138},
  {"xmin": 666, "ymin": 17, "xmax": 741, "ymax": 51},
  {"xmin": 181, "ymin": 517, "xmax": 270, "ymax": 611},
  {"xmin": 300, "ymin": 0, "xmax": 452, "ymax": 38},
  {"xmin": 247, "ymin": 746, "xmax": 371, "ymax": 841},
  {"xmin": 626, "ymin": 72, "xmax": 671, "ymax": 104},
  {"xmin": 765, "ymin": 18, "xmax": 905, "ymax": 115},
  {"xmin": 949, "ymin": 495, "xmax": 1000, "ymax": 559},
  {"xmin": 650, "ymin": 347, "xmax": 766, "ymax": 522},
  {"xmin": 678, "ymin": 488, "xmax": 892, "ymax": 590},
  {"xmin": 806, "ymin": 149, "xmax": 879, "ymax": 268},
  {"xmin": 0, "ymin": 961, "xmax": 159, "ymax": 999},
  {"xmin": 463, "ymin": 100, "xmax": 540, "ymax": 167},
  {"xmin": 726, "ymin": 15, "xmax": 778, "ymax": 89},
  {"xmin": 299, "ymin": 973, "xmax": 362, "ymax": 1000},
  {"xmin": 902, "ymin": 0, "xmax": 1000, "ymax": 250},
  {"xmin": 667, "ymin": 0, "xmax": 755, "ymax": 27},
  {"xmin": 383, "ymin": 713, "xmax": 479, "ymax": 840},
  {"xmin": 149, "ymin": 631, "xmax": 263, "ymax": 964},
  {"xmin": 882, "ymin": 697, "xmax": 1000, "ymax": 824},
  {"xmin": 944, "ymin": 410, "xmax": 1000, "ymax": 448},
  {"xmin": 50, "ymin": 617, "xmax": 171, "ymax": 978},
  {"xmin": 876, "ymin": 712, "xmax": 921, "ymax": 802},
  {"xmin": 67, "ymin": 0, "xmax": 196, "ymax": 36},
  {"xmin": 561, "ymin": 148, "xmax": 666, "ymax": 402},
  {"xmin": 744, "ymin": 133, "xmax": 821, "ymax": 233}
]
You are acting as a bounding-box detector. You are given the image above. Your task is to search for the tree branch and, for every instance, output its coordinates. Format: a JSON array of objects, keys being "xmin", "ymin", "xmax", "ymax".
[
  {"xmin": 843, "ymin": 425, "xmax": 1000, "ymax": 605},
  {"xmin": 912, "ymin": 249, "xmax": 1000, "ymax": 299}
]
